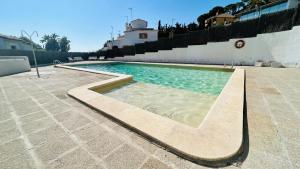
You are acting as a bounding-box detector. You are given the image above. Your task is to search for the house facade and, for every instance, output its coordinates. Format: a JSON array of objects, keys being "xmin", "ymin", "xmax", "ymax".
[
  {"xmin": 205, "ymin": 13, "xmax": 236, "ymax": 27},
  {"xmin": 109, "ymin": 19, "xmax": 158, "ymax": 49},
  {"xmin": 0, "ymin": 34, "xmax": 32, "ymax": 51},
  {"xmin": 238, "ymin": 0, "xmax": 299, "ymax": 21}
]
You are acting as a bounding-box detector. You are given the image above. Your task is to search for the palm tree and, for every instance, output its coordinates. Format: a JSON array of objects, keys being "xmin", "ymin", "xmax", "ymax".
[
  {"xmin": 50, "ymin": 33, "xmax": 59, "ymax": 40},
  {"xmin": 59, "ymin": 37, "xmax": 71, "ymax": 52},
  {"xmin": 40, "ymin": 35, "xmax": 50, "ymax": 44},
  {"xmin": 40, "ymin": 34, "xmax": 60, "ymax": 51}
]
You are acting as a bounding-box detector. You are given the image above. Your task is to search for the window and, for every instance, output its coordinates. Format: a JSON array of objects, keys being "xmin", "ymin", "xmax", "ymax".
[
  {"xmin": 11, "ymin": 45, "xmax": 17, "ymax": 50},
  {"xmin": 139, "ymin": 33, "xmax": 148, "ymax": 39}
]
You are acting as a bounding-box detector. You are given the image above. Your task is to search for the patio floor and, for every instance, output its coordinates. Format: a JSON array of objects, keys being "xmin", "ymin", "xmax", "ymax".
[{"xmin": 0, "ymin": 65, "xmax": 299, "ymax": 169}]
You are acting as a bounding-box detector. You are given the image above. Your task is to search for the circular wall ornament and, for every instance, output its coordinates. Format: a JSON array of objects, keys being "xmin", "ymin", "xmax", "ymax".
[{"xmin": 235, "ymin": 40, "xmax": 245, "ymax": 49}]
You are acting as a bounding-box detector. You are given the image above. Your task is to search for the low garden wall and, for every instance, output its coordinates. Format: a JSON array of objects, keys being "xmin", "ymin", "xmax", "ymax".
[
  {"xmin": 109, "ymin": 26, "xmax": 300, "ymax": 67},
  {"xmin": 0, "ymin": 50, "xmax": 93, "ymax": 67},
  {"xmin": 106, "ymin": 6, "xmax": 300, "ymax": 67},
  {"xmin": 0, "ymin": 56, "xmax": 31, "ymax": 77}
]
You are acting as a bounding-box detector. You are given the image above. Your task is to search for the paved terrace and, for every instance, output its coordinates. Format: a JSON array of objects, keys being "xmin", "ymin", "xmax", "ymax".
[{"xmin": 0, "ymin": 65, "xmax": 299, "ymax": 169}]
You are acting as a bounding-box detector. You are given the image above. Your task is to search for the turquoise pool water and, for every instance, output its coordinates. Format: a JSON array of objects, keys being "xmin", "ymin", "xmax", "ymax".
[{"xmin": 73, "ymin": 63, "xmax": 232, "ymax": 95}]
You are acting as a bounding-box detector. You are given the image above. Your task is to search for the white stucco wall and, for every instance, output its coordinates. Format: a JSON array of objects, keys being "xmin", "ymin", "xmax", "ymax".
[
  {"xmin": 287, "ymin": 0, "xmax": 300, "ymax": 8},
  {"xmin": 108, "ymin": 26, "xmax": 300, "ymax": 67},
  {"xmin": 0, "ymin": 37, "xmax": 32, "ymax": 51},
  {"xmin": 131, "ymin": 19, "xmax": 148, "ymax": 29},
  {"xmin": 0, "ymin": 56, "xmax": 31, "ymax": 77},
  {"xmin": 118, "ymin": 30, "xmax": 158, "ymax": 48}
]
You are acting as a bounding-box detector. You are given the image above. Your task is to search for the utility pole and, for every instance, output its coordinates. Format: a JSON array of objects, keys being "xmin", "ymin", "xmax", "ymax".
[
  {"xmin": 129, "ymin": 8, "xmax": 133, "ymax": 21},
  {"xmin": 172, "ymin": 18, "xmax": 176, "ymax": 26},
  {"xmin": 170, "ymin": 18, "xmax": 176, "ymax": 39},
  {"xmin": 21, "ymin": 30, "xmax": 40, "ymax": 78},
  {"xmin": 110, "ymin": 26, "xmax": 114, "ymax": 41}
]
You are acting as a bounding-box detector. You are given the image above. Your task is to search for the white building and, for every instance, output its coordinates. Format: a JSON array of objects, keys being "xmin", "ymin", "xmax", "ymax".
[
  {"xmin": 0, "ymin": 34, "xmax": 32, "ymax": 51},
  {"xmin": 239, "ymin": 0, "xmax": 299, "ymax": 21},
  {"xmin": 109, "ymin": 19, "xmax": 158, "ymax": 49}
]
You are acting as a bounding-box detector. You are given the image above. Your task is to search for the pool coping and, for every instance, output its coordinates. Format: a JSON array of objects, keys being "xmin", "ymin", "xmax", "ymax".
[{"xmin": 56, "ymin": 61, "xmax": 244, "ymax": 165}]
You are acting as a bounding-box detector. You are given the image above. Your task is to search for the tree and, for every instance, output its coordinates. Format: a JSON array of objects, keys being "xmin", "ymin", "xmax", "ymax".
[
  {"xmin": 242, "ymin": 0, "xmax": 270, "ymax": 9},
  {"xmin": 225, "ymin": 4, "xmax": 237, "ymax": 15},
  {"xmin": 40, "ymin": 33, "xmax": 60, "ymax": 51},
  {"xmin": 197, "ymin": 13, "xmax": 210, "ymax": 29},
  {"xmin": 187, "ymin": 22, "xmax": 198, "ymax": 31},
  {"xmin": 158, "ymin": 20, "xmax": 162, "ymax": 30},
  {"xmin": 225, "ymin": 2, "xmax": 246, "ymax": 15},
  {"xmin": 59, "ymin": 37, "xmax": 71, "ymax": 52},
  {"xmin": 236, "ymin": 2, "xmax": 246, "ymax": 11},
  {"xmin": 208, "ymin": 6, "xmax": 225, "ymax": 16}
]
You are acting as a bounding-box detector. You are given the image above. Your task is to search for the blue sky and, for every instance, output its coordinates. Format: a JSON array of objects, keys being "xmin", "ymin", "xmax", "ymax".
[{"xmin": 1, "ymin": 0, "xmax": 238, "ymax": 52}]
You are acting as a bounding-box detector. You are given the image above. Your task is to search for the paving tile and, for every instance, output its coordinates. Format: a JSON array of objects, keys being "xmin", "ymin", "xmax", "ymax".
[
  {"xmin": 84, "ymin": 110, "xmax": 108, "ymax": 124},
  {"xmin": 27, "ymin": 125, "xmax": 68, "ymax": 147},
  {"xmin": 102, "ymin": 119, "xmax": 120, "ymax": 129},
  {"xmin": 248, "ymin": 130, "xmax": 284, "ymax": 157},
  {"xmin": 11, "ymin": 98, "xmax": 36, "ymax": 107},
  {"xmin": 0, "ymin": 112, "xmax": 11, "ymax": 122},
  {"xmin": 34, "ymin": 135, "xmax": 77, "ymax": 164},
  {"xmin": 130, "ymin": 133, "xmax": 158, "ymax": 154},
  {"xmin": 220, "ymin": 165, "xmax": 241, "ymax": 169},
  {"xmin": 45, "ymin": 105, "xmax": 71, "ymax": 115},
  {"xmin": 7, "ymin": 95, "xmax": 31, "ymax": 103},
  {"xmin": 154, "ymin": 148, "xmax": 194, "ymax": 169},
  {"xmin": 22, "ymin": 117, "xmax": 56, "ymax": 134},
  {"xmin": 42, "ymin": 100, "xmax": 71, "ymax": 112},
  {"xmin": 73, "ymin": 123, "xmax": 107, "ymax": 143},
  {"xmin": 20, "ymin": 110, "xmax": 49, "ymax": 125},
  {"xmin": 270, "ymin": 106, "xmax": 298, "ymax": 124},
  {"xmin": 140, "ymin": 157, "xmax": 172, "ymax": 169},
  {"xmin": 0, "ymin": 119, "xmax": 16, "ymax": 132},
  {"xmin": 0, "ymin": 153, "xmax": 35, "ymax": 169},
  {"xmin": 104, "ymin": 144, "xmax": 147, "ymax": 169},
  {"xmin": 0, "ymin": 103, "xmax": 13, "ymax": 120},
  {"xmin": 14, "ymin": 105, "xmax": 43, "ymax": 117},
  {"xmin": 110, "ymin": 123, "xmax": 133, "ymax": 138},
  {"xmin": 54, "ymin": 110, "xmax": 85, "ymax": 123},
  {"xmin": 46, "ymin": 148, "xmax": 101, "ymax": 169},
  {"xmin": 190, "ymin": 164, "xmax": 215, "ymax": 169},
  {"xmin": 52, "ymin": 91, "xmax": 69, "ymax": 100},
  {"xmin": 41, "ymin": 100, "xmax": 64, "ymax": 109},
  {"xmin": 286, "ymin": 141, "xmax": 300, "ymax": 169},
  {"xmin": 36, "ymin": 95, "xmax": 57, "ymax": 105},
  {"xmin": 0, "ymin": 128, "xmax": 21, "ymax": 143},
  {"xmin": 85, "ymin": 132, "xmax": 123, "ymax": 159},
  {"xmin": 240, "ymin": 148, "xmax": 292, "ymax": 169},
  {"xmin": 277, "ymin": 126, "xmax": 300, "ymax": 144},
  {"xmin": 60, "ymin": 114, "xmax": 91, "ymax": 132},
  {"xmin": 0, "ymin": 139, "xmax": 27, "ymax": 162},
  {"xmin": 247, "ymin": 112, "xmax": 284, "ymax": 156}
]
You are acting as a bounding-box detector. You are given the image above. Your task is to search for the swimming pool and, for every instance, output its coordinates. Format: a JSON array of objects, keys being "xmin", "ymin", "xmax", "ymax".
[
  {"xmin": 60, "ymin": 62, "xmax": 244, "ymax": 161},
  {"xmin": 73, "ymin": 62, "xmax": 233, "ymax": 127},
  {"xmin": 74, "ymin": 62, "xmax": 232, "ymax": 95}
]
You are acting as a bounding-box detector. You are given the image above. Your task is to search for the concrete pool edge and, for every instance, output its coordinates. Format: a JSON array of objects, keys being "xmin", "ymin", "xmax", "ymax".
[{"xmin": 55, "ymin": 62, "xmax": 244, "ymax": 165}]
